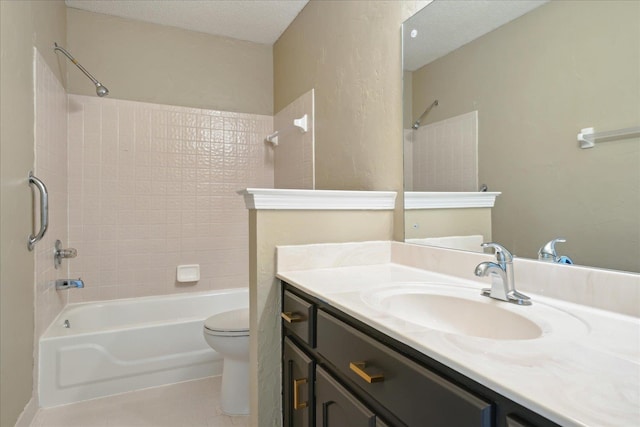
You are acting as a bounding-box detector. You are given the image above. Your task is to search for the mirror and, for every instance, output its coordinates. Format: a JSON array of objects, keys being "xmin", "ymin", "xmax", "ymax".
[{"xmin": 403, "ymin": 0, "xmax": 640, "ymax": 273}]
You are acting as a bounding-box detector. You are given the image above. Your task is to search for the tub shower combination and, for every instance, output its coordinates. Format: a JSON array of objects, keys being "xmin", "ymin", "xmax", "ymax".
[{"xmin": 39, "ymin": 288, "xmax": 248, "ymax": 407}]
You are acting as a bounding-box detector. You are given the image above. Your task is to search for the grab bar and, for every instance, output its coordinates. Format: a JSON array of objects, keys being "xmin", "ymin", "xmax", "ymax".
[{"xmin": 28, "ymin": 171, "xmax": 48, "ymax": 251}]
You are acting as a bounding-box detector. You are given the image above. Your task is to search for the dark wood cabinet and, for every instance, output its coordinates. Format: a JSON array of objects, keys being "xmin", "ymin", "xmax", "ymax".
[
  {"xmin": 283, "ymin": 337, "xmax": 314, "ymax": 427},
  {"xmin": 282, "ymin": 290, "xmax": 316, "ymax": 347},
  {"xmin": 282, "ymin": 282, "xmax": 560, "ymax": 427},
  {"xmin": 316, "ymin": 367, "xmax": 387, "ymax": 427},
  {"xmin": 317, "ymin": 310, "xmax": 493, "ymax": 427}
]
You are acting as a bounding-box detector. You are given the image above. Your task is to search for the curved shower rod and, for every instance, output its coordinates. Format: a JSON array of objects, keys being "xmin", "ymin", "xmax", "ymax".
[
  {"xmin": 412, "ymin": 99, "xmax": 438, "ymax": 129},
  {"xmin": 53, "ymin": 42, "xmax": 109, "ymax": 97}
]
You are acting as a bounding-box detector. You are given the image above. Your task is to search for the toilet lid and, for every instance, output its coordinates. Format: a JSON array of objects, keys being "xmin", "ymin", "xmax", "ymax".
[{"xmin": 204, "ymin": 308, "xmax": 249, "ymax": 333}]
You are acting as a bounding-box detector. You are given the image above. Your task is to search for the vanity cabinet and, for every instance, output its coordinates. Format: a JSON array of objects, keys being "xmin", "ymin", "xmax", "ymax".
[
  {"xmin": 316, "ymin": 366, "xmax": 388, "ymax": 427},
  {"xmin": 316, "ymin": 310, "xmax": 492, "ymax": 427},
  {"xmin": 282, "ymin": 283, "xmax": 559, "ymax": 427},
  {"xmin": 283, "ymin": 337, "xmax": 314, "ymax": 427}
]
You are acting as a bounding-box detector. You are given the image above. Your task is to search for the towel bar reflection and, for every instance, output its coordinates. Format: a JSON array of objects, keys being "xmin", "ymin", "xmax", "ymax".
[
  {"xmin": 578, "ymin": 126, "xmax": 640, "ymax": 149},
  {"xmin": 28, "ymin": 172, "xmax": 48, "ymax": 251}
]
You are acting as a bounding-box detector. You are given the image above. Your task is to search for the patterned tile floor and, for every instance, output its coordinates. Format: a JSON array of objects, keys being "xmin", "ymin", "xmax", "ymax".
[{"xmin": 31, "ymin": 377, "xmax": 249, "ymax": 427}]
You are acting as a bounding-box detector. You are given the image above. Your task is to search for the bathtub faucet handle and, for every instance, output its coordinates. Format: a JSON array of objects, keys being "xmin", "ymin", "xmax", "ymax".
[
  {"xmin": 55, "ymin": 278, "xmax": 84, "ymax": 290},
  {"xmin": 54, "ymin": 239, "xmax": 77, "ymax": 269}
]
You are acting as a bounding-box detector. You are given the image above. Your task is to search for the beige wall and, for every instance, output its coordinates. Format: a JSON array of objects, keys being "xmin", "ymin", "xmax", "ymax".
[
  {"xmin": 405, "ymin": 208, "xmax": 492, "ymax": 241},
  {"xmin": 411, "ymin": 1, "xmax": 640, "ymax": 271},
  {"xmin": 274, "ymin": 0, "xmax": 427, "ymax": 240},
  {"xmin": 249, "ymin": 209, "xmax": 394, "ymax": 426},
  {"xmin": 66, "ymin": 8, "xmax": 273, "ymax": 115},
  {"xmin": 0, "ymin": 1, "xmax": 67, "ymax": 425}
]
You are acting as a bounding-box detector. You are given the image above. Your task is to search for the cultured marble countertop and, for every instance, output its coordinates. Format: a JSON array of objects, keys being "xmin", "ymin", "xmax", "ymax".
[{"xmin": 277, "ymin": 263, "xmax": 640, "ymax": 427}]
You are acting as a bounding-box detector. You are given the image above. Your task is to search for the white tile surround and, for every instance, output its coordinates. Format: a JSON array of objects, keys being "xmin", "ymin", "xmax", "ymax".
[
  {"xmin": 67, "ymin": 95, "xmax": 273, "ymax": 303},
  {"xmin": 411, "ymin": 110, "xmax": 478, "ymax": 192},
  {"xmin": 276, "ymin": 241, "xmax": 640, "ymax": 427}
]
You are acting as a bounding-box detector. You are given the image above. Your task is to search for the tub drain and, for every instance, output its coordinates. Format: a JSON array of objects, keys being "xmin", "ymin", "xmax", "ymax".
[{"xmin": 63, "ymin": 319, "xmax": 70, "ymax": 328}]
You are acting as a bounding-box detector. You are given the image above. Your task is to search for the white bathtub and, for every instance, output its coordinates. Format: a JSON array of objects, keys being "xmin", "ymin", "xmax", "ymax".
[{"xmin": 39, "ymin": 288, "xmax": 248, "ymax": 407}]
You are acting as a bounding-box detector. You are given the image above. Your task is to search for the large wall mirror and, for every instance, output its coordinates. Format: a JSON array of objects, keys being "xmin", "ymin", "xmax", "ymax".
[{"xmin": 403, "ymin": 0, "xmax": 640, "ymax": 273}]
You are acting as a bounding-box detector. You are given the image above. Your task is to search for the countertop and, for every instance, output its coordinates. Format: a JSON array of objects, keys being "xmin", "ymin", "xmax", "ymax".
[{"xmin": 277, "ymin": 262, "xmax": 640, "ymax": 427}]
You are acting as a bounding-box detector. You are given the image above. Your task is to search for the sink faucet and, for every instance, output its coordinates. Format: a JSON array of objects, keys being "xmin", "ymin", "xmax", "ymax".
[
  {"xmin": 538, "ymin": 238, "xmax": 573, "ymax": 264},
  {"xmin": 55, "ymin": 278, "xmax": 84, "ymax": 290},
  {"xmin": 475, "ymin": 243, "xmax": 531, "ymax": 305}
]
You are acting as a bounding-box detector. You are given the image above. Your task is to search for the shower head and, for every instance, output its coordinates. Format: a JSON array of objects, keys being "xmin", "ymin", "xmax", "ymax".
[
  {"xmin": 54, "ymin": 42, "xmax": 109, "ymax": 97},
  {"xmin": 95, "ymin": 83, "xmax": 109, "ymax": 97}
]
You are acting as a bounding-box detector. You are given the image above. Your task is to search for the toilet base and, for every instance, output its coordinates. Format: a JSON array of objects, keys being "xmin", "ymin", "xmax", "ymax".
[{"xmin": 220, "ymin": 358, "xmax": 249, "ymax": 416}]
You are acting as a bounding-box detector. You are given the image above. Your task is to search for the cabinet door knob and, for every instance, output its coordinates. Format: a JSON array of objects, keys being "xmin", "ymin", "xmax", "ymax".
[
  {"xmin": 281, "ymin": 311, "xmax": 305, "ymax": 323},
  {"xmin": 349, "ymin": 361, "xmax": 385, "ymax": 383},
  {"xmin": 293, "ymin": 378, "xmax": 308, "ymax": 409}
]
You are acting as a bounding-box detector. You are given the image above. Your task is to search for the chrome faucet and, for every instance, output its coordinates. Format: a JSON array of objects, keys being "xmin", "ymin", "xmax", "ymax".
[
  {"xmin": 54, "ymin": 239, "xmax": 77, "ymax": 269},
  {"xmin": 538, "ymin": 238, "xmax": 573, "ymax": 264},
  {"xmin": 55, "ymin": 278, "xmax": 84, "ymax": 290},
  {"xmin": 475, "ymin": 242, "xmax": 531, "ymax": 305}
]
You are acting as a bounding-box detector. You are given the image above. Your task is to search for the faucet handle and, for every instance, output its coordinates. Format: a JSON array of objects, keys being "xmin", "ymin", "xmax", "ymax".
[
  {"xmin": 538, "ymin": 238, "xmax": 566, "ymax": 262},
  {"xmin": 481, "ymin": 242, "xmax": 514, "ymax": 263}
]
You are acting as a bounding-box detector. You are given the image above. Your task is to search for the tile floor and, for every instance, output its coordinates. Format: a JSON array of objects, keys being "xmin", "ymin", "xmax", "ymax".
[{"xmin": 31, "ymin": 377, "xmax": 249, "ymax": 427}]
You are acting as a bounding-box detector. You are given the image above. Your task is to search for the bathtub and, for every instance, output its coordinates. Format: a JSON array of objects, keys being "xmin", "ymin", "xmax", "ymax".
[{"xmin": 39, "ymin": 288, "xmax": 248, "ymax": 407}]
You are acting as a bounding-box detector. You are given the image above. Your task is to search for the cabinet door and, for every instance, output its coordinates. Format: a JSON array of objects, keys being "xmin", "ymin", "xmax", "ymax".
[
  {"xmin": 283, "ymin": 337, "xmax": 314, "ymax": 427},
  {"xmin": 316, "ymin": 366, "xmax": 385, "ymax": 427}
]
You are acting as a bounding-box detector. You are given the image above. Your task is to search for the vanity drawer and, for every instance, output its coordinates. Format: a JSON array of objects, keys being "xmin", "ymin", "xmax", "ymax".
[
  {"xmin": 316, "ymin": 366, "xmax": 388, "ymax": 427},
  {"xmin": 316, "ymin": 310, "xmax": 493, "ymax": 427},
  {"xmin": 282, "ymin": 290, "xmax": 315, "ymax": 347}
]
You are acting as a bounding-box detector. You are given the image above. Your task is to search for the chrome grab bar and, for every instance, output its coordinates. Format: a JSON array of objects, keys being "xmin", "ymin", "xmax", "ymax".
[{"xmin": 28, "ymin": 171, "xmax": 48, "ymax": 251}]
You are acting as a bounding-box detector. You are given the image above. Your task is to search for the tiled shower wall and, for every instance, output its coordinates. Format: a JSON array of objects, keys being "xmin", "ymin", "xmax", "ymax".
[
  {"xmin": 34, "ymin": 49, "xmax": 69, "ymax": 337},
  {"xmin": 411, "ymin": 110, "xmax": 478, "ymax": 192},
  {"xmin": 67, "ymin": 95, "xmax": 273, "ymax": 303}
]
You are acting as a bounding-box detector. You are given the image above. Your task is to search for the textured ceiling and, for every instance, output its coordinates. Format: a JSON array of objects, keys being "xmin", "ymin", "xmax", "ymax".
[
  {"xmin": 404, "ymin": 0, "xmax": 549, "ymax": 71},
  {"xmin": 65, "ymin": 0, "xmax": 309, "ymax": 45}
]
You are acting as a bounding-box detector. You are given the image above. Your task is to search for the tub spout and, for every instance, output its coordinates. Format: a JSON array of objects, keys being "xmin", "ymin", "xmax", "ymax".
[{"xmin": 55, "ymin": 278, "xmax": 84, "ymax": 290}]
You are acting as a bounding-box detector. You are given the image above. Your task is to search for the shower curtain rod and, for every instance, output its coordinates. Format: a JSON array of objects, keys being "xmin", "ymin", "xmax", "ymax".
[{"xmin": 412, "ymin": 99, "xmax": 439, "ymax": 129}]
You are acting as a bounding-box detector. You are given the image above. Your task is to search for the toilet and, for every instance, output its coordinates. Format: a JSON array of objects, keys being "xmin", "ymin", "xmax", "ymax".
[{"xmin": 203, "ymin": 308, "xmax": 250, "ymax": 415}]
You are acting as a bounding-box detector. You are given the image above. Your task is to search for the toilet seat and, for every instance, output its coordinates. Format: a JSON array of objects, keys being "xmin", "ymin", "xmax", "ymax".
[{"xmin": 204, "ymin": 308, "xmax": 249, "ymax": 337}]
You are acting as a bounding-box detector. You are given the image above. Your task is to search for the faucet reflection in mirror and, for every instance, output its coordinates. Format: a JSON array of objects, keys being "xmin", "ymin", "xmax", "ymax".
[{"xmin": 538, "ymin": 238, "xmax": 573, "ymax": 265}]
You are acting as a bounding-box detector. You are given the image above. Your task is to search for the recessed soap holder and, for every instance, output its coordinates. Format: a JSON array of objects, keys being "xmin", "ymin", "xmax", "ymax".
[{"xmin": 177, "ymin": 264, "xmax": 200, "ymax": 282}]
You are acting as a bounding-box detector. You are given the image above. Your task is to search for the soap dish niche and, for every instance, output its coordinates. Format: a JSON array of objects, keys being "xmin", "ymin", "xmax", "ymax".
[{"xmin": 177, "ymin": 264, "xmax": 200, "ymax": 283}]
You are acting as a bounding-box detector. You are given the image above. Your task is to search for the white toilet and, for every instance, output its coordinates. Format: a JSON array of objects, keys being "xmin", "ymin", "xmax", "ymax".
[{"xmin": 203, "ymin": 308, "xmax": 250, "ymax": 415}]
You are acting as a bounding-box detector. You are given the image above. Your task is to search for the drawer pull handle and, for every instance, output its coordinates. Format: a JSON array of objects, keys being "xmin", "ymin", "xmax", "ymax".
[
  {"xmin": 293, "ymin": 378, "xmax": 308, "ymax": 409},
  {"xmin": 281, "ymin": 311, "xmax": 305, "ymax": 323},
  {"xmin": 349, "ymin": 361, "xmax": 384, "ymax": 383}
]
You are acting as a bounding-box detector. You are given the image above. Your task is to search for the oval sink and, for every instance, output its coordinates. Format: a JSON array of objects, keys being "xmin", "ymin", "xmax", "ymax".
[{"xmin": 362, "ymin": 284, "xmax": 571, "ymax": 341}]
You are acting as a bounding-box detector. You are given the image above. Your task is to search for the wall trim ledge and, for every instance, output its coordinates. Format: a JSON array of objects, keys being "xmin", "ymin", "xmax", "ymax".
[
  {"xmin": 240, "ymin": 188, "xmax": 397, "ymax": 210},
  {"xmin": 404, "ymin": 191, "xmax": 500, "ymax": 209}
]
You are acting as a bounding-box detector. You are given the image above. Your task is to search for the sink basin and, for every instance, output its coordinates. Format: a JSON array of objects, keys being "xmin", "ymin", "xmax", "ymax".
[{"xmin": 363, "ymin": 284, "xmax": 561, "ymax": 340}]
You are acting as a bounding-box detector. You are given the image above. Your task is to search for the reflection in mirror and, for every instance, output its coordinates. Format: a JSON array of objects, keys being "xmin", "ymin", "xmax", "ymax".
[{"xmin": 403, "ymin": 0, "xmax": 640, "ymax": 273}]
